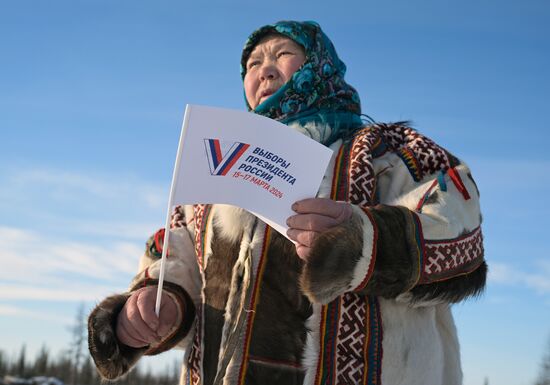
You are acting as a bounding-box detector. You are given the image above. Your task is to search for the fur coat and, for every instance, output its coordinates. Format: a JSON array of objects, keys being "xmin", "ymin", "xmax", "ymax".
[{"xmin": 88, "ymin": 122, "xmax": 486, "ymax": 385}]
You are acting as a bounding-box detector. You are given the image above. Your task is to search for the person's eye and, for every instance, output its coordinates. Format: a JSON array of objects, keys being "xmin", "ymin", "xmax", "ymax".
[
  {"xmin": 247, "ymin": 60, "xmax": 260, "ymax": 69},
  {"xmin": 277, "ymin": 51, "xmax": 294, "ymax": 58}
]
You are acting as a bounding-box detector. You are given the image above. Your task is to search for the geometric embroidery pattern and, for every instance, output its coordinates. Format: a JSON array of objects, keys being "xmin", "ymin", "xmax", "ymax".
[
  {"xmin": 186, "ymin": 307, "xmax": 202, "ymax": 385},
  {"xmin": 335, "ymin": 294, "xmax": 370, "ymax": 384},
  {"xmin": 170, "ymin": 205, "xmax": 187, "ymax": 229},
  {"xmin": 397, "ymin": 147, "xmax": 422, "ymax": 182},
  {"xmin": 315, "ymin": 293, "xmax": 382, "ymax": 385},
  {"xmin": 313, "ymin": 127, "xmax": 384, "ymax": 385},
  {"xmin": 193, "ymin": 204, "xmax": 211, "ymax": 270},
  {"xmin": 378, "ymin": 123, "xmax": 451, "ymax": 180},
  {"xmin": 347, "ymin": 127, "xmax": 380, "ymax": 206},
  {"xmin": 168, "ymin": 204, "xmax": 203, "ymax": 385},
  {"xmin": 421, "ymin": 226, "xmax": 484, "ymax": 283},
  {"xmin": 186, "ymin": 205, "xmax": 211, "ymax": 385}
]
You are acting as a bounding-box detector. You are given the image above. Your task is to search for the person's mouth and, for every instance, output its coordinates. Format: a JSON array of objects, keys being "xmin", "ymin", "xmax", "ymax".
[{"xmin": 259, "ymin": 89, "xmax": 276, "ymax": 102}]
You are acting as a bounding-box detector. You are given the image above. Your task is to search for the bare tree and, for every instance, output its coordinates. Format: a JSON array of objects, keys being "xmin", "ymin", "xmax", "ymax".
[
  {"xmin": 535, "ymin": 335, "xmax": 550, "ymax": 385},
  {"xmin": 68, "ymin": 303, "xmax": 87, "ymax": 385}
]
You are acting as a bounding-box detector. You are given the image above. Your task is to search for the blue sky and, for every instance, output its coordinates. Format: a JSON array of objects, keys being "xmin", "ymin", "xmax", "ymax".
[{"xmin": 1, "ymin": 0, "xmax": 549, "ymax": 384}]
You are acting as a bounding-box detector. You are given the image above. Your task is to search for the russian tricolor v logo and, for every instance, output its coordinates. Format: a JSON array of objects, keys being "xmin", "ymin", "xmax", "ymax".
[{"xmin": 204, "ymin": 139, "xmax": 250, "ymax": 176}]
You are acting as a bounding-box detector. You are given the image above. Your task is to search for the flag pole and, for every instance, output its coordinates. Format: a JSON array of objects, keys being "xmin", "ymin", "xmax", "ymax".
[{"xmin": 155, "ymin": 104, "xmax": 192, "ymax": 316}]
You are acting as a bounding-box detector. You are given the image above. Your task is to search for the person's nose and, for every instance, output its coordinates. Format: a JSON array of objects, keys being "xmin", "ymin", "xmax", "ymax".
[{"xmin": 259, "ymin": 60, "xmax": 278, "ymax": 81}]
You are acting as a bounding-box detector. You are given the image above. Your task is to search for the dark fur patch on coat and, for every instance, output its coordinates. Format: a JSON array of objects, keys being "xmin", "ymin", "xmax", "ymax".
[
  {"xmin": 300, "ymin": 214, "xmax": 363, "ymax": 304},
  {"xmin": 245, "ymin": 358, "xmax": 305, "ymax": 385},
  {"xmin": 87, "ymin": 293, "xmax": 146, "ymax": 380},
  {"xmin": 424, "ymin": 190, "xmax": 440, "ymax": 206},
  {"xmin": 445, "ymin": 150, "xmax": 461, "ymax": 168},
  {"xmin": 248, "ymin": 231, "xmax": 311, "ymax": 366},
  {"xmin": 361, "ymin": 205, "xmax": 420, "ymax": 298},
  {"xmin": 409, "ymin": 261, "xmax": 488, "ymax": 303},
  {"xmin": 203, "ymin": 227, "xmax": 311, "ymax": 384},
  {"xmin": 466, "ymin": 171, "xmax": 480, "ymax": 197}
]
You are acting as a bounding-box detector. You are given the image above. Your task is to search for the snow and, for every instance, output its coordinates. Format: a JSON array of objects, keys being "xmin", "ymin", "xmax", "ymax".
[{"xmin": 1, "ymin": 376, "xmax": 65, "ymax": 385}]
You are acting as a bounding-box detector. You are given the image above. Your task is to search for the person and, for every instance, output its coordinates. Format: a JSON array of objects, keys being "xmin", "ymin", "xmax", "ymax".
[{"xmin": 88, "ymin": 21, "xmax": 486, "ymax": 385}]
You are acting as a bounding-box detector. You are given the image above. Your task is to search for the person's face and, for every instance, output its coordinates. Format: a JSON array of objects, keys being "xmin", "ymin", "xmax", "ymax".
[{"xmin": 244, "ymin": 35, "xmax": 306, "ymax": 109}]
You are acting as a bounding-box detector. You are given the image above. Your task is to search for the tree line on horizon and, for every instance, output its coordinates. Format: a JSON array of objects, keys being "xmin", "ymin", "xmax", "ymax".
[
  {"xmin": 0, "ymin": 344, "xmax": 179, "ymax": 385},
  {"xmin": 0, "ymin": 304, "xmax": 179, "ymax": 385}
]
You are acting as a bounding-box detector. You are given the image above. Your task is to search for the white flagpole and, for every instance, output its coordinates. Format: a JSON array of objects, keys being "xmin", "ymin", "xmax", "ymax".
[{"xmin": 155, "ymin": 104, "xmax": 192, "ymax": 316}]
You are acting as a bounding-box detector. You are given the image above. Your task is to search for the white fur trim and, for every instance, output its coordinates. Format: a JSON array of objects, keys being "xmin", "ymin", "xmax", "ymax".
[
  {"xmin": 395, "ymin": 292, "xmax": 446, "ymax": 307},
  {"xmin": 212, "ymin": 204, "xmax": 256, "ymax": 243},
  {"xmin": 379, "ymin": 299, "xmax": 462, "ymax": 385},
  {"xmin": 302, "ymin": 303, "xmax": 322, "ymax": 385},
  {"xmin": 349, "ymin": 206, "xmax": 376, "ymax": 291},
  {"xmin": 137, "ymin": 254, "xmax": 155, "ymax": 275}
]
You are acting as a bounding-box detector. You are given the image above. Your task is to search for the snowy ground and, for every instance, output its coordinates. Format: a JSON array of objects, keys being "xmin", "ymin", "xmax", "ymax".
[{"xmin": 1, "ymin": 376, "xmax": 64, "ymax": 385}]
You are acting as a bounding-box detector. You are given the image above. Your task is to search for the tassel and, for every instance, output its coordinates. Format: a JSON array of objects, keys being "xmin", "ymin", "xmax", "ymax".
[
  {"xmin": 416, "ymin": 179, "xmax": 439, "ymax": 211},
  {"xmin": 438, "ymin": 170, "xmax": 447, "ymax": 191},
  {"xmin": 448, "ymin": 167, "xmax": 471, "ymax": 200}
]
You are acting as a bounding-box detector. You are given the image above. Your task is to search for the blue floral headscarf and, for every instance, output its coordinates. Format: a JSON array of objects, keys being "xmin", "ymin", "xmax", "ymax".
[{"xmin": 241, "ymin": 21, "xmax": 363, "ymax": 145}]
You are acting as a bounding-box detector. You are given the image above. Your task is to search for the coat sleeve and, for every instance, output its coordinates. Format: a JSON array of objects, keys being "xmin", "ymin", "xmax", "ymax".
[
  {"xmin": 300, "ymin": 150, "xmax": 486, "ymax": 305},
  {"xmin": 88, "ymin": 205, "xmax": 202, "ymax": 380}
]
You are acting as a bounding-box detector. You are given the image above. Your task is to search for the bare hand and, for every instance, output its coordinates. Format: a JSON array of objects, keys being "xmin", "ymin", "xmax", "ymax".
[
  {"xmin": 286, "ymin": 198, "xmax": 352, "ymax": 260},
  {"xmin": 116, "ymin": 286, "xmax": 181, "ymax": 348}
]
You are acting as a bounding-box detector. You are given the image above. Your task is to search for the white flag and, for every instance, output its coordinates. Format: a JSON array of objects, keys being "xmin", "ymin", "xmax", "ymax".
[{"xmin": 171, "ymin": 104, "xmax": 333, "ymax": 235}]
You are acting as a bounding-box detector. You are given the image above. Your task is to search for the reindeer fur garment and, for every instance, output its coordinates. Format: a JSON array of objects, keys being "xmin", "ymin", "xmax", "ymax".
[{"xmin": 88, "ymin": 123, "xmax": 486, "ymax": 385}]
